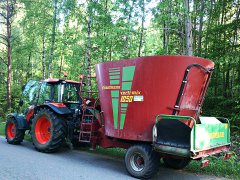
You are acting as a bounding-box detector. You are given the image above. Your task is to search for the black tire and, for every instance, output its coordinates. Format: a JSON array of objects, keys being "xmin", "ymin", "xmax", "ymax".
[
  {"xmin": 31, "ymin": 108, "xmax": 66, "ymax": 153},
  {"xmin": 163, "ymin": 157, "xmax": 190, "ymax": 169},
  {"xmin": 5, "ymin": 118, "xmax": 25, "ymax": 144},
  {"xmin": 125, "ymin": 144, "xmax": 160, "ymax": 179}
]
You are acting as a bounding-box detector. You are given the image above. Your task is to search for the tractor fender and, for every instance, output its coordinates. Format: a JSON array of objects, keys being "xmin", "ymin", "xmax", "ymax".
[
  {"xmin": 36, "ymin": 103, "xmax": 71, "ymax": 115},
  {"xmin": 7, "ymin": 113, "xmax": 30, "ymax": 130}
]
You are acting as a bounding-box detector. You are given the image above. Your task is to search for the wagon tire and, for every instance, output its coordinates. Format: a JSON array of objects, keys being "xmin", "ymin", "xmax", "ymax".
[
  {"xmin": 125, "ymin": 144, "xmax": 160, "ymax": 179},
  {"xmin": 163, "ymin": 157, "xmax": 190, "ymax": 169},
  {"xmin": 31, "ymin": 108, "xmax": 66, "ymax": 153},
  {"xmin": 5, "ymin": 117, "xmax": 25, "ymax": 144}
]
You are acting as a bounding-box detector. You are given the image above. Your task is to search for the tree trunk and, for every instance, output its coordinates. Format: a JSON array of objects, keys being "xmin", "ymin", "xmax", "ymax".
[
  {"xmin": 214, "ymin": 63, "xmax": 219, "ymax": 96},
  {"xmin": 124, "ymin": 1, "xmax": 135, "ymax": 58},
  {"xmin": 163, "ymin": 21, "xmax": 166, "ymax": 52},
  {"xmin": 109, "ymin": 41, "xmax": 112, "ymax": 61},
  {"xmin": 138, "ymin": 0, "xmax": 145, "ymax": 57},
  {"xmin": 225, "ymin": 63, "xmax": 230, "ymax": 97},
  {"xmin": 231, "ymin": 66, "xmax": 234, "ymax": 98},
  {"xmin": 102, "ymin": 0, "xmax": 108, "ymax": 62},
  {"xmin": 197, "ymin": 0, "xmax": 204, "ymax": 56},
  {"xmin": 86, "ymin": 15, "xmax": 92, "ymax": 97},
  {"xmin": 42, "ymin": 32, "xmax": 46, "ymax": 79},
  {"xmin": 6, "ymin": 0, "xmax": 11, "ymax": 111},
  {"xmin": 58, "ymin": 48, "xmax": 64, "ymax": 78},
  {"xmin": 48, "ymin": 0, "xmax": 58, "ymax": 78},
  {"xmin": 204, "ymin": 0, "xmax": 213, "ymax": 56},
  {"xmin": 26, "ymin": 52, "xmax": 32, "ymax": 81},
  {"xmin": 184, "ymin": 0, "xmax": 193, "ymax": 56},
  {"xmin": 222, "ymin": 69, "xmax": 226, "ymax": 98},
  {"xmin": 165, "ymin": 0, "xmax": 172, "ymax": 54},
  {"xmin": 192, "ymin": 0, "xmax": 197, "ymax": 52}
]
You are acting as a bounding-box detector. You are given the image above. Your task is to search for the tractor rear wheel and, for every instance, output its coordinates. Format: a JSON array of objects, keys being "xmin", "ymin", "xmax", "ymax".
[
  {"xmin": 125, "ymin": 144, "xmax": 160, "ymax": 179},
  {"xmin": 31, "ymin": 108, "xmax": 66, "ymax": 153},
  {"xmin": 5, "ymin": 118, "xmax": 25, "ymax": 144},
  {"xmin": 163, "ymin": 157, "xmax": 190, "ymax": 169}
]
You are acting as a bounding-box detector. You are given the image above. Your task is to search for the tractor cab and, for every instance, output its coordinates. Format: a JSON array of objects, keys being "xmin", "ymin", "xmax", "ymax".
[
  {"xmin": 37, "ymin": 79, "xmax": 82, "ymax": 113},
  {"xmin": 18, "ymin": 78, "xmax": 83, "ymax": 120}
]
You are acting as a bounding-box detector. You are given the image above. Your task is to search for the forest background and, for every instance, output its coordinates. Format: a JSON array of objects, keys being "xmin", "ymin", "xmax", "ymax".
[{"xmin": 0, "ymin": 0, "xmax": 239, "ymax": 129}]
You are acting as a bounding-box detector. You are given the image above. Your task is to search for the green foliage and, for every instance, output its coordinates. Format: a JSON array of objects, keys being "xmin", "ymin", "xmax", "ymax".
[
  {"xmin": 203, "ymin": 95, "xmax": 240, "ymax": 126},
  {"xmin": 186, "ymin": 154, "xmax": 240, "ymax": 179}
]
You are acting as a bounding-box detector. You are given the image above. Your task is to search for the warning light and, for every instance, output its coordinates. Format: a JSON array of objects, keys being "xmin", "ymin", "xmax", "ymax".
[{"xmin": 64, "ymin": 72, "xmax": 68, "ymax": 78}]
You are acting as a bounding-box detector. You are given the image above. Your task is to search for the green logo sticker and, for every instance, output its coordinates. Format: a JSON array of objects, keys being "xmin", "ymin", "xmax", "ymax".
[{"xmin": 108, "ymin": 66, "xmax": 136, "ymax": 130}]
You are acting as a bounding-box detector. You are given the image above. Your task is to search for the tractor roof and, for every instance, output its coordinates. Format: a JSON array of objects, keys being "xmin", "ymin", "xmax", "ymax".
[{"xmin": 44, "ymin": 78, "xmax": 81, "ymax": 84}]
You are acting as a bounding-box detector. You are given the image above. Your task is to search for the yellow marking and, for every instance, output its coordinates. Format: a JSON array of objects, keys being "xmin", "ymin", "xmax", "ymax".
[
  {"xmin": 120, "ymin": 91, "xmax": 131, "ymax": 95},
  {"xmin": 120, "ymin": 90, "xmax": 142, "ymax": 95},
  {"xmin": 102, "ymin": 86, "xmax": 120, "ymax": 90},
  {"xmin": 120, "ymin": 96, "xmax": 133, "ymax": 103},
  {"xmin": 225, "ymin": 124, "xmax": 228, "ymax": 129},
  {"xmin": 209, "ymin": 132, "xmax": 224, "ymax": 139}
]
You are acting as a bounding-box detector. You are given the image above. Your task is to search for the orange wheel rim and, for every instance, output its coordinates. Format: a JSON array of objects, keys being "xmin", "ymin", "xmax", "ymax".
[
  {"xmin": 7, "ymin": 122, "xmax": 16, "ymax": 140},
  {"xmin": 35, "ymin": 117, "xmax": 51, "ymax": 144}
]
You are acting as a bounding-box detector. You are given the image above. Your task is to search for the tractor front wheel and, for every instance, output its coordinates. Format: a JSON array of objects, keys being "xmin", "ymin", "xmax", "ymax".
[
  {"xmin": 31, "ymin": 108, "xmax": 66, "ymax": 152},
  {"xmin": 125, "ymin": 144, "xmax": 160, "ymax": 179},
  {"xmin": 5, "ymin": 118, "xmax": 25, "ymax": 144},
  {"xmin": 163, "ymin": 157, "xmax": 190, "ymax": 169}
]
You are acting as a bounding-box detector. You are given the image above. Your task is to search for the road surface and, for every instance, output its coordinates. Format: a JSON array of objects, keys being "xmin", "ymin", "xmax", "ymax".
[{"xmin": 0, "ymin": 136, "xmax": 226, "ymax": 180}]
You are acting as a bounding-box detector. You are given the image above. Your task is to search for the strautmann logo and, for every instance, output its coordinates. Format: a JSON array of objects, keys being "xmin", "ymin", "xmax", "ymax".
[{"xmin": 102, "ymin": 66, "xmax": 144, "ymax": 130}]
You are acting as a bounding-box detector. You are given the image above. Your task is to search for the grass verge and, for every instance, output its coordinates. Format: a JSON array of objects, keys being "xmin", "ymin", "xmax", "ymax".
[
  {"xmin": 0, "ymin": 121, "xmax": 5, "ymax": 136},
  {"xmin": 186, "ymin": 154, "xmax": 240, "ymax": 179}
]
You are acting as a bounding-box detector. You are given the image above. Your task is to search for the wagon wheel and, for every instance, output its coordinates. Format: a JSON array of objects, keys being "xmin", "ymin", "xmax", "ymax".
[
  {"xmin": 31, "ymin": 108, "xmax": 67, "ymax": 153},
  {"xmin": 125, "ymin": 144, "xmax": 160, "ymax": 179},
  {"xmin": 163, "ymin": 157, "xmax": 190, "ymax": 169},
  {"xmin": 5, "ymin": 118, "xmax": 25, "ymax": 144}
]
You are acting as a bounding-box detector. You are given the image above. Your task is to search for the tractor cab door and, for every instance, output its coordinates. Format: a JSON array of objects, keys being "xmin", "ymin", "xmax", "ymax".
[
  {"xmin": 19, "ymin": 80, "xmax": 41, "ymax": 120},
  {"xmin": 22, "ymin": 80, "xmax": 41, "ymax": 105}
]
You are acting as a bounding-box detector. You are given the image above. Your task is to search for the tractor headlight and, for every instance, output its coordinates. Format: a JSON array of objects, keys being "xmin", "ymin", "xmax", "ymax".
[{"xmin": 152, "ymin": 125, "xmax": 157, "ymax": 142}]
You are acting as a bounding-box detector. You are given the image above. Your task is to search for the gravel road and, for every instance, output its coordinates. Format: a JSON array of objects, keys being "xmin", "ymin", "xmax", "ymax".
[{"xmin": 0, "ymin": 136, "xmax": 227, "ymax": 180}]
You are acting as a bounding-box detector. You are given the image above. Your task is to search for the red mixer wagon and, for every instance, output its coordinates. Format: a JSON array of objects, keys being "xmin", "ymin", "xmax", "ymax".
[{"xmin": 5, "ymin": 56, "xmax": 231, "ymax": 179}]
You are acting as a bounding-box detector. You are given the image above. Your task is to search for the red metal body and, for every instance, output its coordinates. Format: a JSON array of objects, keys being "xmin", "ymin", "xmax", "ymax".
[
  {"xmin": 95, "ymin": 56, "xmax": 214, "ymax": 142},
  {"xmin": 26, "ymin": 106, "xmax": 34, "ymax": 121},
  {"xmin": 44, "ymin": 78, "xmax": 81, "ymax": 84}
]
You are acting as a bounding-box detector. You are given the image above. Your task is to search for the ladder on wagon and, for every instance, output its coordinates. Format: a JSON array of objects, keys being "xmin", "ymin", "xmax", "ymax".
[
  {"xmin": 78, "ymin": 74, "xmax": 99, "ymax": 148},
  {"xmin": 79, "ymin": 98, "xmax": 99, "ymax": 143}
]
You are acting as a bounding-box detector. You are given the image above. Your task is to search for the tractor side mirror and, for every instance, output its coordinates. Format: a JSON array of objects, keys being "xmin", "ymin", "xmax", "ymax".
[
  {"xmin": 22, "ymin": 84, "xmax": 26, "ymax": 91},
  {"xmin": 19, "ymin": 99, "xmax": 24, "ymax": 107}
]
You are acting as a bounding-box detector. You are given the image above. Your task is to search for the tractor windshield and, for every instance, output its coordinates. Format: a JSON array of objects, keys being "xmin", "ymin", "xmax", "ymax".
[
  {"xmin": 63, "ymin": 83, "xmax": 80, "ymax": 103},
  {"xmin": 37, "ymin": 82, "xmax": 80, "ymax": 104},
  {"xmin": 19, "ymin": 80, "xmax": 41, "ymax": 113},
  {"xmin": 22, "ymin": 80, "xmax": 40, "ymax": 105}
]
